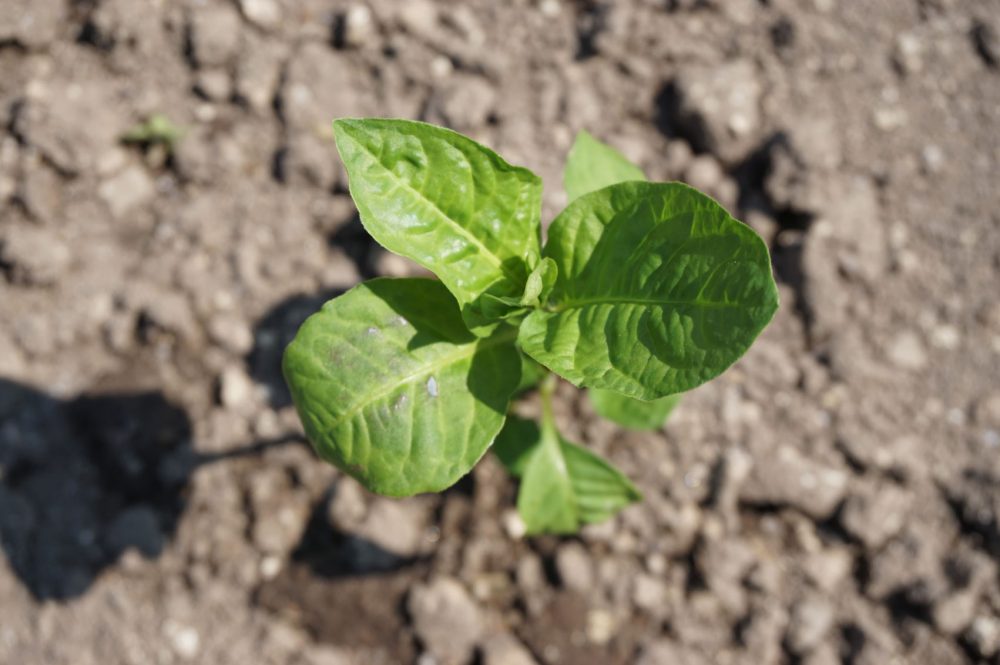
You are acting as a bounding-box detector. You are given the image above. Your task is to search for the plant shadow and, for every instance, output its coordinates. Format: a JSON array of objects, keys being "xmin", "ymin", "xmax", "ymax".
[{"xmin": 0, "ymin": 375, "xmax": 194, "ymax": 601}]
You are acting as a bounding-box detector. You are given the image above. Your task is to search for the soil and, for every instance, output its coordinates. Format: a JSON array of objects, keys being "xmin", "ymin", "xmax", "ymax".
[{"xmin": 1, "ymin": 0, "xmax": 999, "ymax": 664}]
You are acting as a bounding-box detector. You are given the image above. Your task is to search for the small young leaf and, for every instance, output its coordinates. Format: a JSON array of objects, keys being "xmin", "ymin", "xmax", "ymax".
[
  {"xmin": 588, "ymin": 389, "xmax": 681, "ymax": 430},
  {"xmin": 492, "ymin": 415, "xmax": 540, "ymax": 478},
  {"xmin": 500, "ymin": 416, "xmax": 642, "ymax": 534},
  {"xmin": 520, "ymin": 181, "xmax": 779, "ymax": 400},
  {"xmin": 521, "ymin": 257, "xmax": 557, "ymax": 307},
  {"xmin": 283, "ymin": 278, "xmax": 520, "ymax": 497},
  {"xmin": 333, "ymin": 118, "xmax": 542, "ymax": 333},
  {"xmin": 564, "ymin": 130, "xmax": 646, "ymax": 202}
]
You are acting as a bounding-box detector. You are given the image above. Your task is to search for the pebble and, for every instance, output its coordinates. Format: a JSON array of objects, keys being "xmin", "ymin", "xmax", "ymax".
[
  {"xmin": 886, "ymin": 330, "xmax": 928, "ymax": 370},
  {"xmin": 839, "ymin": 482, "xmax": 909, "ymax": 549},
  {"xmin": 239, "ymin": 0, "xmax": 282, "ymax": 30},
  {"xmin": 188, "ymin": 4, "xmax": 242, "ymax": 67},
  {"xmin": 740, "ymin": 445, "xmax": 848, "ymax": 520},
  {"xmin": 966, "ymin": 615, "xmax": 1000, "ymax": 659},
  {"xmin": 555, "ymin": 542, "xmax": 593, "ymax": 592},
  {"xmin": 339, "ymin": 4, "xmax": 374, "ymax": 48},
  {"xmin": 802, "ymin": 548, "xmax": 853, "ymax": 592},
  {"xmin": 98, "ymin": 165, "xmax": 155, "ymax": 219},
  {"xmin": 208, "ymin": 314, "xmax": 255, "ymax": 355},
  {"xmin": 481, "ymin": 634, "xmax": 538, "ymax": 665},
  {"xmin": 683, "ymin": 154, "xmax": 724, "ymax": 192},
  {"xmin": 672, "ymin": 59, "xmax": 762, "ymax": 161},
  {"xmin": 0, "ymin": 224, "xmax": 71, "ymax": 286},
  {"xmin": 408, "ymin": 577, "xmax": 482, "ymax": 665},
  {"xmin": 921, "ymin": 144, "xmax": 945, "ymax": 174},
  {"xmin": 0, "ymin": 0, "xmax": 64, "ymax": 48},
  {"xmin": 164, "ymin": 621, "xmax": 200, "ymax": 660},
  {"xmin": 786, "ymin": 596, "xmax": 835, "ymax": 655},
  {"xmin": 219, "ymin": 364, "xmax": 257, "ymax": 410},
  {"xmin": 195, "ymin": 69, "xmax": 232, "ymax": 102},
  {"xmin": 893, "ymin": 32, "xmax": 924, "ymax": 74},
  {"xmin": 932, "ymin": 589, "xmax": 979, "ymax": 636}
]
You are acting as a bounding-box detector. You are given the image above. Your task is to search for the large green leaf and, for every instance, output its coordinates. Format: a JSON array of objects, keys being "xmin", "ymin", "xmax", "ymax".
[
  {"xmin": 282, "ymin": 278, "xmax": 520, "ymax": 496},
  {"xmin": 333, "ymin": 119, "xmax": 542, "ymax": 331},
  {"xmin": 520, "ymin": 182, "xmax": 779, "ymax": 400},
  {"xmin": 496, "ymin": 416, "xmax": 642, "ymax": 534},
  {"xmin": 564, "ymin": 130, "xmax": 646, "ymax": 202},
  {"xmin": 588, "ymin": 389, "xmax": 681, "ymax": 430}
]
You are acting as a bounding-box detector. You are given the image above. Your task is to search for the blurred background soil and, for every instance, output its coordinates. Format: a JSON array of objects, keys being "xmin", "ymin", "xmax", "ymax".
[{"xmin": 1, "ymin": 0, "xmax": 999, "ymax": 663}]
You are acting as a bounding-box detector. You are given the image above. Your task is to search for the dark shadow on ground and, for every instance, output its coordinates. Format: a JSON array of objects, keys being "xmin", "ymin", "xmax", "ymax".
[{"xmin": 0, "ymin": 377, "xmax": 193, "ymax": 601}]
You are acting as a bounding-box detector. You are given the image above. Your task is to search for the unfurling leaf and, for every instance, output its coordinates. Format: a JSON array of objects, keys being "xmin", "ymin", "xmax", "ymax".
[{"xmin": 283, "ymin": 278, "xmax": 520, "ymax": 496}]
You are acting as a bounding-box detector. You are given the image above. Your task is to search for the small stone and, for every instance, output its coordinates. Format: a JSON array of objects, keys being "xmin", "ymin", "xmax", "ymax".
[
  {"xmin": 236, "ymin": 34, "xmax": 286, "ymax": 113},
  {"xmin": 0, "ymin": 224, "xmax": 71, "ymax": 286},
  {"xmin": 501, "ymin": 509, "xmax": 526, "ymax": 539},
  {"xmin": 188, "ymin": 4, "xmax": 242, "ymax": 67},
  {"xmin": 932, "ymin": 590, "xmax": 979, "ymax": 636},
  {"xmin": 408, "ymin": 577, "xmax": 482, "ymax": 665},
  {"xmin": 966, "ymin": 615, "xmax": 1000, "ymax": 659},
  {"xmin": 786, "ymin": 596, "xmax": 835, "ymax": 655},
  {"xmin": 398, "ymin": 0, "xmax": 438, "ymax": 38},
  {"xmin": 741, "ymin": 445, "xmax": 848, "ymax": 519},
  {"xmin": 683, "ymin": 154, "xmax": 724, "ymax": 192},
  {"xmin": 164, "ymin": 621, "xmax": 200, "ymax": 660},
  {"xmin": 426, "ymin": 75, "xmax": 497, "ymax": 130},
  {"xmin": 873, "ymin": 107, "xmax": 907, "ymax": 131},
  {"xmin": 195, "ymin": 69, "xmax": 232, "ymax": 102},
  {"xmin": 280, "ymin": 134, "xmax": 338, "ymax": 189},
  {"xmin": 635, "ymin": 640, "xmax": 702, "ymax": 665},
  {"xmin": 219, "ymin": 365, "xmax": 257, "ymax": 410},
  {"xmin": 586, "ymin": 608, "xmax": 617, "ymax": 646},
  {"xmin": 555, "ymin": 542, "xmax": 593, "ymax": 592},
  {"xmin": 921, "ymin": 144, "xmax": 945, "ymax": 174},
  {"xmin": 802, "ymin": 548, "xmax": 852, "ymax": 592},
  {"xmin": 0, "ymin": 0, "xmax": 64, "ymax": 48},
  {"xmin": 886, "ymin": 330, "xmax": 927, "ymax": 371},
  {"xmin": 99, "ymin": 165, "xmax": 155, "ymax": 219},
  {"xmin": 481, "ymin": 634, "xmax": 538, "ymax": 665},
  {"xmin": 341, "ymin": 4, "xmax": 376, "ymax": 47},
  {"xmin": 239, "ymin": 0, "xmax": 282, "ymax": 30},
  {"xmin": 208, "ymin": 314, "xmax": 255, "ymax": 355},
  {"xmin": 892, "ymin": 33, "xmax": 924, "ymax": 74},
  {"xmin": 839, "ymin": 482, "xmax": 909, "ymax": 549},
  {"xmin": 929, "ymin": 323, "xmax": 960, "ymax": 350},
  {"xmin": 671, "ymin": 59, "xmax": 762, "ymax": 162},
  {"xmin": 632, "ymin": 573, "xmax": 668, "ymax": 614}
]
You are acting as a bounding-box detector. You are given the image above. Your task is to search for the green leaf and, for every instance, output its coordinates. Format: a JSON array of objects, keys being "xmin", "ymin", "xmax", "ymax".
[
  {"xmin": 520, "ymin": 181, "xmax": 779, "ymax": 400},
  {"xmin": 492, "ymin": 415, "xmax": 539, "ymax": 478},
  {"xmin": 521, "ymin": 257, "xmax": 557, "ymax": 307},
  {"xmin": 282, "ymin": 278, "xmax": 520, "ymax": 497},
  {"xmin": 589, "ymin": 389, "xmax": 681, "ymax": 430},
  {"xmin": 564, "ymin": 130, "xmax": 646, "ymax": 202},
  {"xmin": 333, "ymin": 118, "xmax": 543, "ymax": 333},
  {"xmin": 498, "ymin": 416, "xmax": 642, "ymax": 534}
]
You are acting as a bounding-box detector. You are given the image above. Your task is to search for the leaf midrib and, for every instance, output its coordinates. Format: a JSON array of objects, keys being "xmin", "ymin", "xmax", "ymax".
[
  {"xmin": 350, "ymin": 134, "xmax": 522, "ymax": 285},
  {"xmin": 328, "ymin": 327, "xmax": 518, "ymax": 432},
  {"xmin": 551, "ymin": 295, "xmax": 748, "ymax": 312}
]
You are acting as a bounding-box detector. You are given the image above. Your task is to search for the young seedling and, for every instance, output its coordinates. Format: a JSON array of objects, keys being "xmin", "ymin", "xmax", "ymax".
[{"xmin": 283, "ymin": 119, "xmax": 778, "ymax": 534}]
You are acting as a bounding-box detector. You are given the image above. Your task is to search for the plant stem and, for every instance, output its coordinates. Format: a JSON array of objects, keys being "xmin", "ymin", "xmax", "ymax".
[{"xmin": 539, "ymin": 372, "xmax": 558, "ymax": 441}]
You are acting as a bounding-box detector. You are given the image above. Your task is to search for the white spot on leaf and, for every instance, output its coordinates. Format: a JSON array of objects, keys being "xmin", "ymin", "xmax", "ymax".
[
  {"xmin": 426, "ymin": 376, "xmax": 438, "ymax": 397},
  {"xmin": 366, "ymin": 326, "xmax": 380, "ymax": 336}
]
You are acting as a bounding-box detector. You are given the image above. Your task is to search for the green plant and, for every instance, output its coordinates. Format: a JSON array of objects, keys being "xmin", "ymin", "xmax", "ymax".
[
  {"xmin": 122, "ymin": 114, "xmax": 183, "ymax": 152},
  {"xmin": 283, "ymin": 119, "xmax": 779, "ymax": 534}
]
